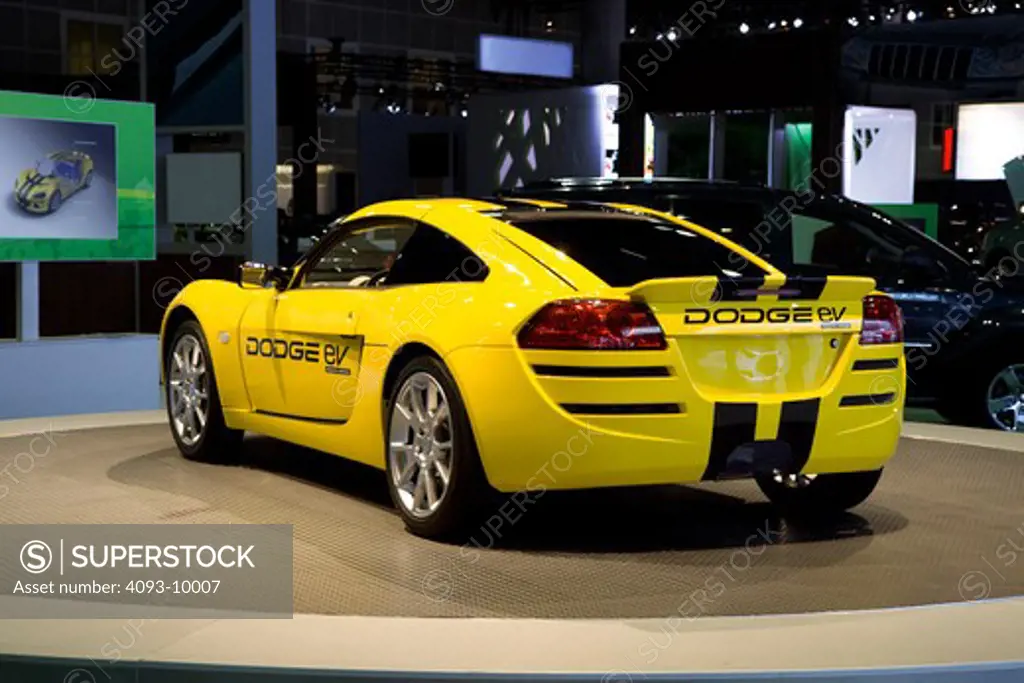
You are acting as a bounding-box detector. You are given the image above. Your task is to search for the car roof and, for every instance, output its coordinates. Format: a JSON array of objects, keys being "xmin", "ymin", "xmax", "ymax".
[{"xmin": 509, "ymin": 177, "xmax": 786, "ymax": 202}]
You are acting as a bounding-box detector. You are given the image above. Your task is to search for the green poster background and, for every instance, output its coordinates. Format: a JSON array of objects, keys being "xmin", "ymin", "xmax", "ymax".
[
  {"xmin": 784, "ymin": 122, "xmax": 813, "ymax": 191},
  {"xmin": 874, "ymin": 203, "xmax": 939, "ymax": 241},
  {"xmin": 0, "ymin": 90, "xmax": 155, "ymax": 261}
]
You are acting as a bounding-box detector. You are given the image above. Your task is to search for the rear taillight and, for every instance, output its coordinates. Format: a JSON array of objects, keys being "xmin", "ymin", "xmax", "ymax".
[
  {"xmin": 860, "ymin": 295, "xmax": 903, "ymax": 345},
  {"xmin": 517, "ymin": 299, "xmax": 668, "ymax": 350}
]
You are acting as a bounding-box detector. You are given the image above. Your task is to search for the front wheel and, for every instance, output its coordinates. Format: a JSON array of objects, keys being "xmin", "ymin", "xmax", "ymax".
[
  {"xmin": 755, "ymin": 469, "xmax": 882, "ymax": 516},
  {"xmin": 48, "ymin": 191, "xmax": 62, "ymax": 213},
  {"xmin": 165, "ymin": 320, "xmax": 242, "ymax": 463},
  {"xmin": 385, "ymin": 356, "xmax": 490, "ymax": 540},
  {"xmin": 936, "ymin": 358, "xmax": 1024, "ymax": 431}
]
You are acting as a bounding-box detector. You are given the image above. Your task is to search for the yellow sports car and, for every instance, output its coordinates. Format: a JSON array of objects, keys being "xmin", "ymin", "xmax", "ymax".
[
  {"xmin": 160, "ymin": 198, "xmax": 905, "ymax": 538},
  {"xmin": 14, "ymin": 150, "xmax": 94, "ymax": 214}
]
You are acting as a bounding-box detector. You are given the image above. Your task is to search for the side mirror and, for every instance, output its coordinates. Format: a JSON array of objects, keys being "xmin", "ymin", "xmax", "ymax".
[{"xmin": 240, "ymin": 262, "xmax": 291, "ymax": 290}]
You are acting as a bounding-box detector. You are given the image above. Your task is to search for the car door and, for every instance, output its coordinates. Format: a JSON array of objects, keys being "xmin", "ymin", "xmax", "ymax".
[
  {"xmin": 783, "ymin": 200, "xmax": 970, "ymax": 389},
  {"xmin": 239, "ymin": 217, "xmax": 417, "ymax": 422}
]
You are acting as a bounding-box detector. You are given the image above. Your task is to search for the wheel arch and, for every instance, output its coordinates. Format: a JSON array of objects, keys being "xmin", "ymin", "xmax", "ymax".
[
  {"xmin": 160, "ymin": 305, "xmax": 199, "ymax": 384},
  {"xmin": 381, "ymin": 342, "xmax": 443, "ymax": 408}
]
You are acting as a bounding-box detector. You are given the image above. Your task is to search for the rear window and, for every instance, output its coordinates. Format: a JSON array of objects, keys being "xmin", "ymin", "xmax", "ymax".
[{"xmin": 509, "ymin": 215, "xmax": 765, "ymax": 287}]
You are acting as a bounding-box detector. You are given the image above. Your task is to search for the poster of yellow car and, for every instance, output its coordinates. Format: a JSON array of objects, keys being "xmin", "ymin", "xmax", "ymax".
[
  {"xmin": 0, "ymin": 114, "xmax": 117, "ymax": 240},
  {"xmin": 14, "ymin": 150, "xmax": 94, "ymax": 214}
]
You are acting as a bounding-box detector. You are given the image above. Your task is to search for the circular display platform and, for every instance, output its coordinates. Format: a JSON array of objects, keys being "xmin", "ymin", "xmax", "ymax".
[{"xmin": 2, "ymin": 425, "xmax": 1023, "ymax": 619}]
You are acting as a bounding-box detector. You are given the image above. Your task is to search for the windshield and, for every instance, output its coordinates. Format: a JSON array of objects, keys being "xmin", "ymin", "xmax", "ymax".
[{"xmin": 35, "ymin": 159, "xmax": 57, "ymax": 176}]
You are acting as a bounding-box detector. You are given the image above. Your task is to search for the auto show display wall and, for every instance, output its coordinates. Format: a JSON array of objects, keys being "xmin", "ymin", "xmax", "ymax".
[
  {"xmin": 467, "ymin": 85, "xmax": 608, "ymax": 196},
  {"xmin": 0, "ymin": 336, "xmax": 160, "ymax": 419},
  {"xmin": 0, "ymin": 0, "xmax": 277, "ymax": 421}
]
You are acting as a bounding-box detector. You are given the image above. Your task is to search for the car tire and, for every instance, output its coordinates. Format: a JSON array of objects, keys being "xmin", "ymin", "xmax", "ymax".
[
  {"xmin": 936, "ymin": 355, "xmax": 1024, "ymax": 431},
  {"xmin": 384, "ymin": 355, "xmax": 491, "ymax": 540},
  {"xmin": 48, "ymin": 191, "xmax": 61, "ymax": 213},
  {"xmin": 165, "ymin": 320, "xmax": 243, "ymax": 463},
  {"xmin": 755, "ymin": 469, "xmax": 882, "ymax": 517}
]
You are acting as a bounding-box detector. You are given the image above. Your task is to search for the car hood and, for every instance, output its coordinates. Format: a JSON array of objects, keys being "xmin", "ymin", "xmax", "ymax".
[{"xmin": 15, "ymin": 171, "xmax": 57, "ymax": 196}]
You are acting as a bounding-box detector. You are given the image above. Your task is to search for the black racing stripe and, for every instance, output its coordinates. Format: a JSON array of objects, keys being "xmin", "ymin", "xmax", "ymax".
[
  {"xmin": 852, "ymin": 358, "xmax": 900, "ymax": 371},
  {"xmin": 840, "ymin": 393, "xmax": 897, "ymax": 407},
  {"xmin": 715, "ymin": 276, "xmax": 765, "ymax": 302},
  {"xmin": 534, "ymin": 365, "xmax": 671, "ymax": 378},
  {"xmin": 18, "ymin": 173, "xmax": 45, "ymax": 202},
  {"xmin": 703, "ymin": 403, "xmax": 758, "ymax": 480},
  {"xmin": 777, "ymin": 398, "xmax": 821, "ymax": 474},
  {"xmin": 777, "ymin": 276, "xmax": 828, "ymax": 301},
  {"xmin": 496, "ymin": 233, "xmax": 578, "ymax": 291},
  {"xmin": 561, "ymin": 403, "xmax": 681, "ymax": 415}
]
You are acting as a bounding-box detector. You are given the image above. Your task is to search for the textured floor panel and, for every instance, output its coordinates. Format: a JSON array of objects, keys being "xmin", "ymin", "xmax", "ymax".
[{"xmin": 1, "ymin": 425, "xmax": 1022, "ymax": 618}]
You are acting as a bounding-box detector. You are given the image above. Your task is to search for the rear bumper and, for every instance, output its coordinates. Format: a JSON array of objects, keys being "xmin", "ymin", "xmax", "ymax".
[{"xmin": 445, "ymin": 344, "xmax": 904, "ymax": 493}]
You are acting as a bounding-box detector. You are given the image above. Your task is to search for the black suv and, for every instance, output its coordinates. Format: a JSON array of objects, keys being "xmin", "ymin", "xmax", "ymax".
[{"xmin": 507, "ymin": 178, "xmax": 1024, "ymax": 432}]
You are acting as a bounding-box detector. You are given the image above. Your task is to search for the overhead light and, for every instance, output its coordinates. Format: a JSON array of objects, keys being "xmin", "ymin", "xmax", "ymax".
[
  {"xmin": 869, "ymin": 14, "xmax": 876, "ymax": 20},
  {"xmin": 666, "ymin": 27, "xmax": 679, "ymax": 41},
  {"xmin": 655, "ymin": 32, "xmax": 664, "ymax": 40},
  {"xmin": 907, "ymin": 9, "xmax": 918, "ymax": 21},
  {"xmin": 629, "ymin": 25, "xmax": 637, "ymax": 35},
  {"xmin": 780, "ymin": 19, "xmax": 788, "ymax": 27},
  {"xmin": 739, "ymin": 21, "xmax": 750, "ymax": 33},
  {"xmin": 988, "ymin": 3, "xmax": 997, "ymax": 12},
  {"xmin": 847, "ymin": 16, "xmax": 859, "ymax": 26},
  {"xmin": 768, "ymin": 21, "xmax": 777, "ymax": 29},
  {"xmin": 793, "ymin": 17, "xmax": 803, "ymax": 27}
]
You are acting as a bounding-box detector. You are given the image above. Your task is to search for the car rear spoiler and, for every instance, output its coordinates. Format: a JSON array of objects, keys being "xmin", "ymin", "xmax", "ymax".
[{"xmin": 627, "ymin": 275, "xmax": 877, "ymax": 305}]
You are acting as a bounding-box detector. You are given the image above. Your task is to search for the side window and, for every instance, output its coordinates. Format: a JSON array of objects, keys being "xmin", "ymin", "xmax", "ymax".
[
  {"xmin": 302, "ymin": 220, "xmax": 416, "ymax": 288},
  {"xmin": 385, "ymin": 223, "xmax": 489, "ymax": 286},
  {"xmin": 669, "ymin": 198, "xmax": 786, "ymax": 266},
  {"xmin": 788, "ymin": 205, "xmax": 938, "ymax": 282}
]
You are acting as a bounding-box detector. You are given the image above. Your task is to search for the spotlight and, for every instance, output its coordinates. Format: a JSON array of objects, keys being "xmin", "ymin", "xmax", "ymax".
[
  {"xmin": 629, "ymin": 25, "xmax": 637, "ymax": 35},
  {"xmin": 666, "ymin": 27, "xmax": 679, "ymax": 41},
  {"xmin": 739, "ymin": 21, "xmax": 750, "ymax": 33},
  {"xmin": 655, "ymin": 32, "xmax": 664, "ymax": 40},
  {"xmin": 793, "ymin": 17, "xmax": 803, "ymax": 27},
  {"xmin": 768, "ymin": 21, "xmax": 777, "ymax": 29},
  {"xmin": 781, "ymin": 19, "xmax": 788, "ymax": 27},
  {"xmin": 907, "ymin": 9, "xmax": 918, "ymax": 21},
  {"xmin": 847, "ymin": 16, "xmax": 859, "ymax": 26}
]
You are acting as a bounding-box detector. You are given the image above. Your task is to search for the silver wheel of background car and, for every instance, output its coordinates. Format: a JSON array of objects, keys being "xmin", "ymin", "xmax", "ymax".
[
  {"xmin": 388, "ymin": 371, "xmax": 454, "ymax": 519},
  {"xmin": 986, "ymin": 364, "xmax": 1024, "ymax": 432},
  {"xmin": 168, "ymin": 334, "xmax": 210, "ymax": 447}
]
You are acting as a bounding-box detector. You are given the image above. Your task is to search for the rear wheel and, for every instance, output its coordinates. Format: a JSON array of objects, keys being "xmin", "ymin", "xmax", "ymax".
[
  {"xmin": 385, "ymin": 355, "xmax": 490, "ymax": 540},
  {"xmin": 755, "ymin": 469, "xmax": 882, "ymax": 516},
  {"xmin": 165, "ymin": 321, "xmax": 242, "ymax": 463}
]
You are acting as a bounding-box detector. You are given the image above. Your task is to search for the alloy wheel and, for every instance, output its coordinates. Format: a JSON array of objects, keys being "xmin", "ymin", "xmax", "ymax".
[
  {"xmin": 986, "ymin": 364, "xmax": 1024, "ymax": 432},
  {"xmin": 388, "ymin": 372, "xmax": 454, "ymax": 519},
  {"xmin": 168, "ymin": 334, "xmax": 210, "ymax": 447}
]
